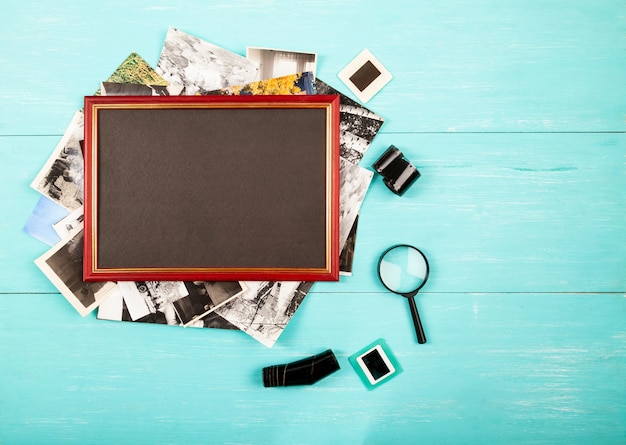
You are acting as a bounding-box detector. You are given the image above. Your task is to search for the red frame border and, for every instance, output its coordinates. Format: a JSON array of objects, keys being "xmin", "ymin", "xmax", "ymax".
[{"xmin": 84, "ymin": 94, "xmax": 340, "ymax": 282}]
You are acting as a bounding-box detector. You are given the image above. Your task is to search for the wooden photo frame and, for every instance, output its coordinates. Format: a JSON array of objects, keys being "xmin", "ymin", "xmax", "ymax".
[{"xmin": 84, "ymin": 95, "xmax": 340, "ymax": 282}]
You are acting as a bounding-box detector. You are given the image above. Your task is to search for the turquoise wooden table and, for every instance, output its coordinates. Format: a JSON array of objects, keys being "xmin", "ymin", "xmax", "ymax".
[{"xmin": 2, "ymin": 1, "xmax": 625, "ymax": 444}]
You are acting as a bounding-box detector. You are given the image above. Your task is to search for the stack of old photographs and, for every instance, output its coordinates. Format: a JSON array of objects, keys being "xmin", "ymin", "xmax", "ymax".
[{"xmin": 25, "ymin": 27, "xmax": 385, "ymax": 347}]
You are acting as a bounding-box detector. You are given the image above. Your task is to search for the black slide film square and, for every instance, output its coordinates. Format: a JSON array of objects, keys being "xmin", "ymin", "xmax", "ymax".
[
  {"xmin": 361, "ymin": 348, "xmax": 390, "ymax": 380},
  {"xmin": 349, "ymin": 61, "xmax": 382, "ymax": 92},
  {"xmin": 338, "ymin": 49, "xmax": 392, "ymax": 103}
]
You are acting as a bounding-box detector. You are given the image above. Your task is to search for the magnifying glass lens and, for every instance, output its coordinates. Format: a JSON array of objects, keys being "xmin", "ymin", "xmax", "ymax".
[
  {"xmin": 379, "ymin": 245, "xmax": 428, "ymax": 294},
  {"xmin": 378, "ymin": 244, "xmax": 430, "ymax": 344}
]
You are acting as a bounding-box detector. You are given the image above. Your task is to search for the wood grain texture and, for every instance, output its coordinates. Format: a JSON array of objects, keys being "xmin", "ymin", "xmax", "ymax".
[
  {"xmin": 0, "ymin": 293, "xmax": 624, "ymax": 444},
  {"xmin": 1, "ymin": 0, "xmax": 624, "ymax": 444},
  {"xmin": 1, "ymin": 0, "xmax": 624, "ymax": 134},
  {"xmin": 5, "ymin": 133, "xmax": 624, "ymax": 295}
]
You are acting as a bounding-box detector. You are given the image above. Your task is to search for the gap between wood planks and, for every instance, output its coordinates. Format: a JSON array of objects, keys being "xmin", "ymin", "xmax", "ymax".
[{"xmin": 1, "ymin": 131, "xmax": 625, "ymax": 137}]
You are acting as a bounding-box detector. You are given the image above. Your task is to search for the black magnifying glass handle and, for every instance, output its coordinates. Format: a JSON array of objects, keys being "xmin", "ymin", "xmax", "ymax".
[{"xmin": 408, "ymin": 296, "xmax": 427, "ymax": 344}]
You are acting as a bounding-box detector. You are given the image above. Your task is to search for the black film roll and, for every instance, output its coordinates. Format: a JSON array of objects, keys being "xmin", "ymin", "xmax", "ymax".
[
  {"xmin": 262, "ymin": 349, "xmax": 340, "ymax": 387},
  {"xmin": 372, "ymin": 145, "xmax": 420, "ymax": 196}
]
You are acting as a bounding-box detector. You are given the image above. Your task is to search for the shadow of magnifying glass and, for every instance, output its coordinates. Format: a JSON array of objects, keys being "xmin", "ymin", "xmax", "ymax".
[{"xmin": 377, "ymin": 244, "xmax": 430, "ymax": 344}]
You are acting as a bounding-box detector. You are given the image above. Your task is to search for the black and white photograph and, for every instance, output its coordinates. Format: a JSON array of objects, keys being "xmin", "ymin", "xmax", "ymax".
[
  {"xmin": 338, "ymin": 103, "xmax": 386, "ymax": 145},
  {"xmin": 30, "ymin": 111, "xmax": 85, "ymax": 211},
  {"xmin": 52, "ymin": 206, "xmax": 84, "ymax": 239},
  {"xmin": 339, "ymin": 158, "xmax": 373, "ymax": 250},
  {"xmin": 173, "ymin": 281, "xmax": 246, "ymax": 326},
  {"xmin": 100, "ymin": 280, "xmax": 238, "ymax": 329},
  {"xmin": 116, "ymin": 281, "xmax": 189, "ymax": 325},
  {"xmin": 337, "ymin": 48, "xmax": 393, "ymax": 103},
  {"xmin": 340, "ymin": 215, "xmax": 359, "ymax": 276},
  {"xmin": 96, "ymin": 286, "xmax": 124, "ymax": 321},
  {"xmin": 340, "ymin": 130, "xmax": 371, "ymax": 164},
  {"xmin": 315, "ymin": 78, "xmax": 384, "ymax": 163},
  {"xmin": 215, "ymin": 281, "xmax": 313, "ymax": 347},
  {"xmin": 99, "ymin": 299, "xmax": 238, "ymax": 330},
  {"xmin": 116, "ymin": 281, "xmax": 154, "ymax": 321},
  {"xmin": 246, "ymin": 47, "xmax": 317, "ymax": 81},
  {"xmin": 34, "ymin": 227, "xmax": 117, "ymax": 316},
  {"xmin": 108, "ymin": 281, "xmax": 245, "ymax": 328},
  {"xmin": 156, "ymin": 27, "xmax": 258, "ymax": 95},
  {"xmin": 30, "ymin": 52, "xmax": 174, "ymax": 213}
]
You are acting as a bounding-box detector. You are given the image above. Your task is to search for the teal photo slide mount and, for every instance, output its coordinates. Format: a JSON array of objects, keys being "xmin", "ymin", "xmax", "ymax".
[{"xmin": 349, "ymin": 338, "xmax": 402, "ymax": 390}]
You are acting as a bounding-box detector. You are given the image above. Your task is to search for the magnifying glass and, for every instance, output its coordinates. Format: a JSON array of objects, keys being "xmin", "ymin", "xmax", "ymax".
[{"xmin": 377, "ymin": 244, "xmax": 430, "ymax": 344}]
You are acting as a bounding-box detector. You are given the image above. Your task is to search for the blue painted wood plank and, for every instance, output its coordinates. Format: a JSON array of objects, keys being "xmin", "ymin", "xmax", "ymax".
[
  {"xmin": 325, "ymin": 132, "xmax": 626, "ymax": 294},
  {"xmin": 3, "ymin": 132, "xmax": 624, "ymax": 294},
  {"xmin": 1, "ymin": 292, "xmax": 624, "ymax": 444},
  {"xmin": 1, "ymin": 0, "xmax": 624, "ymax": 134},
  {"xmin": 0, "ymin": 136, "xmax": 65, "ymax": 293}
]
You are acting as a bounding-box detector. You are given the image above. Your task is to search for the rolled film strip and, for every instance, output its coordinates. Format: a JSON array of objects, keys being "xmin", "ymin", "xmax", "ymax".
[
  {"xmin": 262, "ymin": 349, "xmax": 340, "ymax": 387},
  {"xmin": 372, "ymin": 145, "xmax": 420, "ymax": 196}
]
